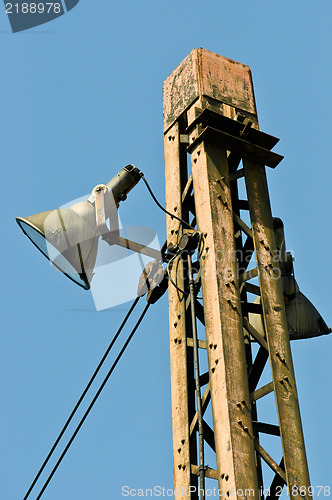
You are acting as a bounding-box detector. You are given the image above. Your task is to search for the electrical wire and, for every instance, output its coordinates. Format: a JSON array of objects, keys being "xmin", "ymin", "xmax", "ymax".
[
  {"xmin": 23, "ymin": 297, "xmax": 141, "ymax": 500},
  {"xmin": 187, "ymin": 254, "xmax": 205, "ymax": 498},
  {"xmin": 166, "ymin": 252, "xmax": 203, "ymax": 300},
  {"xmin": 166, "ymin": 253, "xmax": 188, "ymax": 296},
  {"xmin": 35, "ymin": 301, "xmax": 150, "ymax": 499},
  {"xmin": 140, "ymin": 174, "xmax": 204, "ymax": 298},
  {"xmin": 141, "ymin": 175, "xmax": 194, "ymax": 230},
  {"xmin": 24, "ymin": 173, "xmax": 199, "ymax": 498}
]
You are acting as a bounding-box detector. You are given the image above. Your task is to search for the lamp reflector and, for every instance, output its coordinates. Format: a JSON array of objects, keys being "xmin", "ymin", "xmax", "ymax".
[
  {"xmin": 248, "ymin": 285, "xmax": 331, "ymax": 341},
  {"xmin": 16, "ymin": 202, "xmax": 98, "ymax": 290},
  {"xmin": 16, "ymin": 165, "xmax": 142, "ymax": 290}
]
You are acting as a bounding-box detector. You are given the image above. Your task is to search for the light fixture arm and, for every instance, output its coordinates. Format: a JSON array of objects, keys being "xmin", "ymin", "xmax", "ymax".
[{"xmin": 93, "ymin": 182, "xmax": 162, "ymax": 262}]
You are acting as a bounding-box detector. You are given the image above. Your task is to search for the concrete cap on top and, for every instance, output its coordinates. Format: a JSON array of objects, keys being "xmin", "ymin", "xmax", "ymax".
[{"xmin": 163, "ymin": 48, "xmax": 258, "ymax": 133}]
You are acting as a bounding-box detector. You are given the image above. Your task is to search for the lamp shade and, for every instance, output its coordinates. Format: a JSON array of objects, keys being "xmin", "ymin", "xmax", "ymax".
[
  {"xmin": 248, "ymin": 217, "xmax": 332, "ymax": 340},
  {"xmin": 16, "ymin": 199, "xmax": 98, "ymax": 290},
  {"xmin": 16, "ymin": 165, "xmax": 143, "ymax": 290},
  {"xmin": 248, "ymin": 285, "xmax": 332, "ymax": 341}
]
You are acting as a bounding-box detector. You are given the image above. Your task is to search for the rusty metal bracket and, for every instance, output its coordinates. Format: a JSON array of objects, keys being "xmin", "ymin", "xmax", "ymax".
[
  {"xmin": 186, "ymin": 108, "xmax": 280, "ymax": 150},
  {"xmin": 186, "ymin": 108, "xmax": 283, "ymax": 168},
  {"xmin": 188, "ymin": 126, "xmax": 283, "ymax": 168}
]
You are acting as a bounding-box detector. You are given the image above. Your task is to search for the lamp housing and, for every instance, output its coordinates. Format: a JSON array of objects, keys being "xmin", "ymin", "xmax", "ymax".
[{"xmin": 16, "ymin": 165, "xmax": 142, "ymax": 289}]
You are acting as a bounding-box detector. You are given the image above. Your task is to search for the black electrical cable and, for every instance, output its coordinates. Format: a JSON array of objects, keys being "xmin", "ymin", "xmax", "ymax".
[
  {"xmin": 166, "ymin": 253, "xmax": 188, "ymax": 296},
  {"xmin": 141, "ymin": 173, "xmax": 204, "ymax": 282},
  {"xmin": 35, "ymin": 302, "xmax": 150, "ymax": 500},
  {"xmin": 24, "ymin": 171, "xmax": 195, "ymax": 499},
  {"xmin": 166, "ymin": 253, "xmax": 203, "ymax": 300},
  {"xmin": 23, "ymin": 297, "xmax": 140, "ymax": 500},
  {"xmin": 141, "ymin": 175, "xmax": 194, "ymax": 230},
  {"xmin": 187, "ymin": 255, "xmax": 205, "ymax": 498}
]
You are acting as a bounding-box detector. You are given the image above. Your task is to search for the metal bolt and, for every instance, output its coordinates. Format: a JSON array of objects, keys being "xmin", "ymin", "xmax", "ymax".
[
  {"xmin": 238, "ymin": 420, "xmax": 249, "ymax": 432},
  {"xmin": 275, "ymin": 351, "xmax": 286, "ymax": 364},
  {"xmin": 227, "ymin": 299, "xmax": 237, "ymax": 311},
  {"xmin": 279, "ymin": 376, "xmax": 290, "ymax": 389}
]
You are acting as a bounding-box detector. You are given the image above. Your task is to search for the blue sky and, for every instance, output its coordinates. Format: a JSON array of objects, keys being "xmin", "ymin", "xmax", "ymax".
[{"xmin": 1, "ymin": 1, "xmax": 331, "ymax": 499}]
